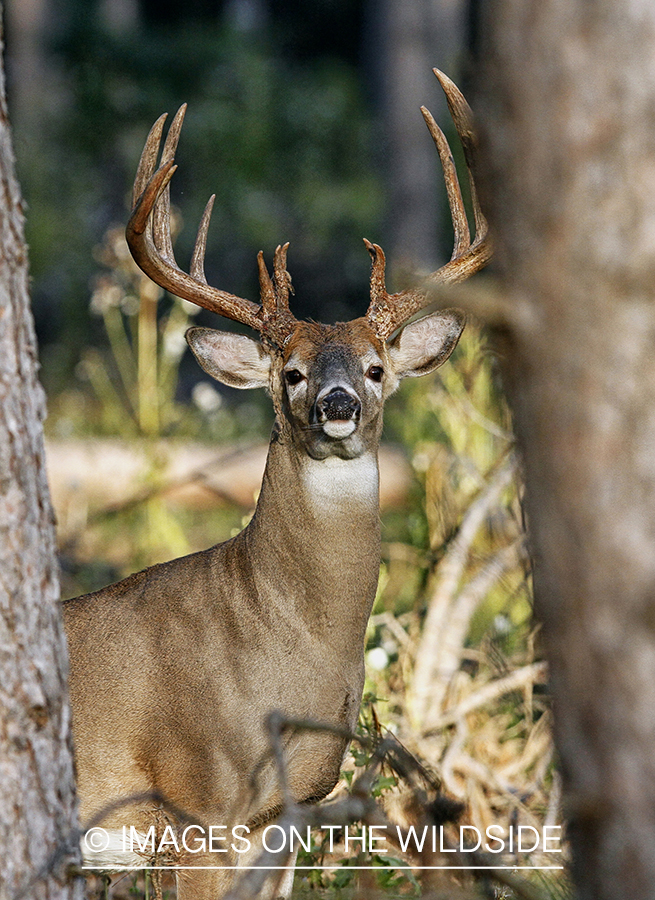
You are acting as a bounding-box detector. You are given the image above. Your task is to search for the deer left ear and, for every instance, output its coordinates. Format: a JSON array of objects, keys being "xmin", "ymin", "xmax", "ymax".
[{"xmin": 387, "ymin": 310, "xmax": 465, "ymax": 378}]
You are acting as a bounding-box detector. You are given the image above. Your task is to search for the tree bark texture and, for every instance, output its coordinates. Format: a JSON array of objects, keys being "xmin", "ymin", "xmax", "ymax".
[
  {"xmin": 476, "ymin": 2, "xmax": 655, "ymax": 897},
  {"xmin": 0, "ymin": 18, "xmax": 82, "ymax": 900}
]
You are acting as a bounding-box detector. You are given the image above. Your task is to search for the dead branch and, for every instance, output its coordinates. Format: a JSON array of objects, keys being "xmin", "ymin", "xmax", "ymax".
[{"xmin": 426, "ymin": 661, "xmax": 548, "ymax": 732}]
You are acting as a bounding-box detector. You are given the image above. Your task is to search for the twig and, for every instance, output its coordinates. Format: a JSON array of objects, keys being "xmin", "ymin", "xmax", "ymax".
[{"xmin": 425, "ymin": 661, "xmax": 548, "ymax": 733}]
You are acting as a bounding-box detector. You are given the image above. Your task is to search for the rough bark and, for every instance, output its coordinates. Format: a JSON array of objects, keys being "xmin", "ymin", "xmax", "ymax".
[
  {"xmin": 476, "ymin": 2, "xmax": 655, "ymax": 897},
  {"xmin": 0, "ymin": 14, "xmax": 82, "ymax": 900}
]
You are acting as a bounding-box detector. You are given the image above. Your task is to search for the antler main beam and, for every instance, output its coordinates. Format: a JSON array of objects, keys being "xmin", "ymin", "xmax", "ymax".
[
  {"xmin": 365, "ymin": 69, "xmax": 492, "ymax": 341},
  {"xmin": 126, "ymin": 106, "xmax": 298, "ymax": 347}
]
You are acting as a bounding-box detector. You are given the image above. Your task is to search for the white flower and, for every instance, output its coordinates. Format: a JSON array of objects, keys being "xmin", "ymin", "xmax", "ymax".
[
  {"xmin": 192, "ymin": 382, "xmax": 223, "ymax": 413},
  {"xmin": 90, "ymin": 280, "xmax": 123, "ymax": 315},
  {"xmin": 366, "ymin": 647, "xmax": 389, "ymax": 671}
]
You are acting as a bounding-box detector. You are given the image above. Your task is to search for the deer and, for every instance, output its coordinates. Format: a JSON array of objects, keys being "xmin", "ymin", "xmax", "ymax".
[{"xmin": 63, "ymin": 69, "xmax": 491, "ymax": 899}]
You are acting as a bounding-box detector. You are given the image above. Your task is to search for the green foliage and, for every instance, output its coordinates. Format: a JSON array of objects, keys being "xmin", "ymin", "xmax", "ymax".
[
  {"xmin": 380, "ymin": 322, "xmax": 518, "ymax": 595},
  {"xmin": 47, "ymin": 215, "xmax": 276, "ymax": 445}
]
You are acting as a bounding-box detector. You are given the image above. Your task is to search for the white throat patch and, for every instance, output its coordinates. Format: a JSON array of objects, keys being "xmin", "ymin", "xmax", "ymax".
[{"xmin": 301, "ymin": 453, "xmax": 379, "ymax": 510}]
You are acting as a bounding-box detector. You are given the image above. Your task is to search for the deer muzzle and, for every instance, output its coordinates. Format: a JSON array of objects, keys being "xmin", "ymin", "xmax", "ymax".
[{"xmin": 315, "ymin": 387, "xmax": 361, "ymax": 438}]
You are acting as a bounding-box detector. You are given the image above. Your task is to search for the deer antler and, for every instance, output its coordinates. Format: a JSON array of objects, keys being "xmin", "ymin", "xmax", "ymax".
[
  {"xmin": 364, "ymin": 69, "xmax": 492, "ymax": 340},
  {"xmin": 126, "ymin": 105, "xmax": 298, "ymax": 348},
  {"xmin": 127, "ymin": 70, "xmax": 489, "ymax": 348}
]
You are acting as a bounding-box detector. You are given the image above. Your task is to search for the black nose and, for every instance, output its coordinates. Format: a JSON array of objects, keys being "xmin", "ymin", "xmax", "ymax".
[{"xmin": 318, "ymin": 388, "xmax": 361, "ymax": 421}]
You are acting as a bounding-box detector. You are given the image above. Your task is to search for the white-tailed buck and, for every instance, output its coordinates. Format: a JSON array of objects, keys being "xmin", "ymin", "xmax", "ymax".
[{"xmin": 64, "ymin": 69, "xmax": 491, "ymax": 898}]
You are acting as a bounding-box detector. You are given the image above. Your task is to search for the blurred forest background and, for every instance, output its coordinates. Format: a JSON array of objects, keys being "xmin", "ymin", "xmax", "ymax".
[
  {"xmin": 8, "ymin": 0, "xmax": 469, "ymax": 398},
  {"xmin": 5, "ymin": 0, "xmax": 564, "ymax": 896}
]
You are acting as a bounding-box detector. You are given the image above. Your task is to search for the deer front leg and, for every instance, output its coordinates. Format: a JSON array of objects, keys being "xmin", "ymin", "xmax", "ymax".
[{"xmin": 174, "ymin": 852, "xmax": 235, "ymax": 900}]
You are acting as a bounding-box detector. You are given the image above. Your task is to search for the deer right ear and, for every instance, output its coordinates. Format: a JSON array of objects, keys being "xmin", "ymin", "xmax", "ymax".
[
  {"xmin": 387, "ymin": 310, "xmax": 465, "ymax": 379},
  {"xmin": 186, "ymin": 327, "xmax": 271, "ymax": 389}
]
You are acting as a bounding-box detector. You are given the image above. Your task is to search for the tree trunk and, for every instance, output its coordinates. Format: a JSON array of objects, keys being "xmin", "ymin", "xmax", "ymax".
[
  {"xmin": 0, "ymin": 14, "xmax": 82, "ymax": 900},
  {"xmin": 376, "ymin": 0, "xmax": 467, "ymax": 274},
  {"xmin": 4, "ymin": 0, "xmax": 50, "ymax": 130},
  {"xmin": 475, "ymin": 2, "xmax": 655, "ymax": 897}
]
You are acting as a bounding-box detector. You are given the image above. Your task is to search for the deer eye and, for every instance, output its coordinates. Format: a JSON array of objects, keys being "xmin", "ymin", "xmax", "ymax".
[
  {"xmin": 366, "ymin": 365, "xmax": 384, "ymax": 383},
  {"xmin": 285, "ymin": 369, "xmax": 305, "ymax": 386}
]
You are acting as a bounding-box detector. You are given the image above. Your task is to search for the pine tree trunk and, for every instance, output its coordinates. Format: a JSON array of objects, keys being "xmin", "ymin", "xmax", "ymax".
[
  {"xmin": 0, "ymin": 14, "xmax": 83, "ymax": 900},
  {"xmin": 476, "ymin": 2, "xmax": 655, "ymax": 897}
]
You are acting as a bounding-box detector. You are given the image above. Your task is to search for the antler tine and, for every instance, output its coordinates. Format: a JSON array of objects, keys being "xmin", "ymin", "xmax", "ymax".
[
  {"xmin": 190, "ymin": 194, "xmax": 216, "ymax": 284},
  {"xmin": 273, "ymin": 243, "xmax": 294, "ymax": 308},
  {"xmin": 365, "ymin": 69, "xmax": 492, "ymax": 341},
  {"xmin": 129, "ymin": 160, "xmax": 178, "ymax": 240},
  {"xmin": 432, "ymin": 68, "xmax": 489, "ymax": 249},
  {"xmin": 364, "ymin": 239, "xmax": 387, "ymax": 305},
  {"xmin": 152, "ymin": 104, "xmax": 187, "ymax": 264},
  {"xmin": 255, "ymin": 245, "xmax": 298, "ymax": 344},
  {"xmin": 257, "ymin": 251, "xmax": 277, "ymax": 317},
  {"xmin": 126, "ymin": 110, "xmax": 301, "ymax": 344},
  {"xmin": 132, "ymin": 113, "xmax": 168, "ymax": 210},
  {"xmin": 420, "ymin": 105, "xmax": 470, "ymax": 260}
]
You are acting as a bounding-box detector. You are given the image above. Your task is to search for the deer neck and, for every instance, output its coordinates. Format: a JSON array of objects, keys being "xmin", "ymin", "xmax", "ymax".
[{"xmin": 244, "ymin": 427, "xmax": 381, "ymax": 645}]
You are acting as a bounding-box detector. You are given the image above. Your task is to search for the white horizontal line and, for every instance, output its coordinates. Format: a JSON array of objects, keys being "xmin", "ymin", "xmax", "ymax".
[{"xmin": 82, "ymin": 865, "xmax": 565, "ymax": 871}]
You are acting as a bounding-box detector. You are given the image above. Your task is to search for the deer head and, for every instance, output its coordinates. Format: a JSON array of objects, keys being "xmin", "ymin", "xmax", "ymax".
[{"xmin": 125, "ymin": 69, "xmax": 491, "ymax": 462}]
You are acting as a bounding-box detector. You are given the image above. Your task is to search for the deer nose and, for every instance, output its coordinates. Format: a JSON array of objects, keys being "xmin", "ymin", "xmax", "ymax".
[{"xmin": 317, "ymin": 388, "xmax": 361, "ymax": 422}]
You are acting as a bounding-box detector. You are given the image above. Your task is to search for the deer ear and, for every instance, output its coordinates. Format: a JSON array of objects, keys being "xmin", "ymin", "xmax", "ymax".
[
  {"xmin": 387, "ymin": 310, "xmax": 465, "ymax": 379},
  {"xmin": 186, "ymin": 327, "xmax": 271, "ymax": 389}
]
